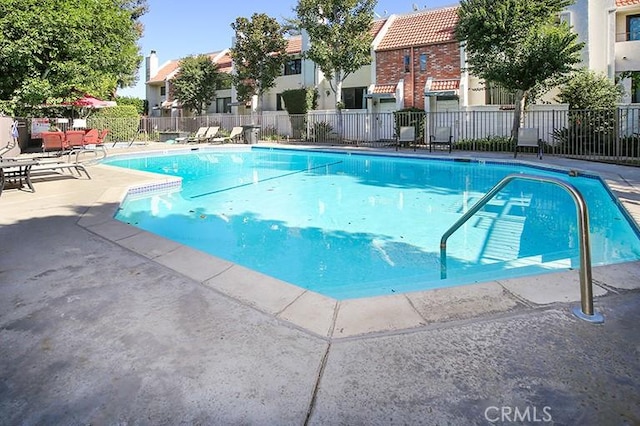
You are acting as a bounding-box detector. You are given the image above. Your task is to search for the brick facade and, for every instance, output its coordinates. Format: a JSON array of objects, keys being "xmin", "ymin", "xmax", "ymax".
[{"xmin": 375, "ymin": 42, "xmax": 460, "ymax": 110}]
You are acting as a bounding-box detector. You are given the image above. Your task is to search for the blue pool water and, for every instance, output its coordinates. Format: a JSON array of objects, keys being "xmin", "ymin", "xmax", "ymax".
[{"xmin": 105, "ymin": 148, "xmax": 640, "ymax": 299}]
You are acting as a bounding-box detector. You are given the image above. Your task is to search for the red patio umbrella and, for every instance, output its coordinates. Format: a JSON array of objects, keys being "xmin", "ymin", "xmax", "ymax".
[{"xmin": 64, "ymin": 93, "xmax": 117, "ymax": 108}]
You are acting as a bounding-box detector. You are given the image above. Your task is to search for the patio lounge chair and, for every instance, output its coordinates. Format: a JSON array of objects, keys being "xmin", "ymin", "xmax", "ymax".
[
  {"xmin": 211, "ymin": 126, "xmax": 244, "ymax": 144},
  {"xmin": 1, "ymin": 136, "xmax": 91, "ymax": 187},
  {"xmin": 514, "ymin": 127, "xmax": 542, "ymax": 159},
  {"xmin": 176, "ymin": 127, "xmax": 208, "ymax": 143},
  {"xmin": 41, "ymin": 131, "xmax": 69, "ymax": 154},
  {"xmin": 429, "ymin": 126, "xmax": 453, "ymax": 153},
  {"xmin": 65, "ymin": 130, "xmax": 89, "ymax": 155},
  {"xmin": 191, "ymin": 126, "xmax": 220, "ymax": 143},
  {"xmin": 69, "ymin": 128, "xmax": 108, "ymax": 161}
]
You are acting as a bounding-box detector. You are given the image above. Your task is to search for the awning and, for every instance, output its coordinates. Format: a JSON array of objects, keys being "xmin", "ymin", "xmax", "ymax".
[
  {"xmin": 364, "ymin": 83, "xmax": 397, "ymax": 98},
  {"xmin": 161, "ymin": 100, "xmax": 180, "ymax": 109},
  {"xmin": 424, "ymin": 78, "xmax": 460, "ymax": 97}
]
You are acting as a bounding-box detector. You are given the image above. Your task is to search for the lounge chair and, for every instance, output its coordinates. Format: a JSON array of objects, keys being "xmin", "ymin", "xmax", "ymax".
[
  {"xmin": 65, "ymin": 130, "xmax": 86, "ymax": 149},
  {"xmin": 97, "ymin": 129, "xmax": 110, "ymax": 146},
  {"xmin": 514, "ymin": 127, "xmax": 542, "ymax": 159},
  {"xmin": 41, "ymin": 131, "xmax": 69, "ymax": 154},
  {"xmin": 211, "ymin": 126, "xmax": 244, "ymax": 144},
  {"xmin": 0, "ymin": 136, "xmax": 91, "ymax": 188},
  {"xmin": 176, "ymin": 127, "xmax": 208, "ymax": 143},
  {"xmin": 70, "ymin": 128, "xmax": 108, "ymax": 161},
  {"xmin": 429, "ymin": 126, "xmax": 453, "ymax": 153},
  {"xmin": 191, "ymin": 126, "xmax": 220, "ymax": 143}
]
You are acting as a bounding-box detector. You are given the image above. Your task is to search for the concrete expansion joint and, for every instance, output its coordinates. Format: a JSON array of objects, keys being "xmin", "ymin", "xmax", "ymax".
[
  {"xmin": 403, "ymin": 294, "xmax": 429, "ymax": 326},
  {"xmin": 593, "ymin": 279, "xmax": 620, "ymax": 294},
  {"xmin": 303, "ymin": 342, "xmax": 332, "ymax": 426},
  {"xmin": 276, "ymin": 290, "xmax": 307, "ymax": 317},
  {"xmin": 200, "ymin": 263, "xmax": 235, "ymax": 284},
  {"xmin": 495, "ymin": 280, "xmax": 536, "ymax": 308}
]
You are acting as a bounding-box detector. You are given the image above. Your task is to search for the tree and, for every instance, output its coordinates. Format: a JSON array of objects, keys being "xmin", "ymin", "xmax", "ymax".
[
  {"xmin": 0, "ymin": 0, "xmax": 146, "ymax": 115},
  {"xmin": 554, "ymin": 69, "xmax": 623, "ymax": 154},
  {"xmin": 558, "ymin": 69, "xmax": 623, "ymax": 110},
  {"xmin": 295, "ymin": 0, "xmax": 376, "ymax": 139},
  {"xmin": 456, "ymin": 0, "xmax": 583, "ymax": 142},
  {"xmin": 171, "ymin": 55, "xmax": 222, "ymax": 116},
  {"xmin": 230, "ymin": 13, "xmax": 288, "ymax": 113}
]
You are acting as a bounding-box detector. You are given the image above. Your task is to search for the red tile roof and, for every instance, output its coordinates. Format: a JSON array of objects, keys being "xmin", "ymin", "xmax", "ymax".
[
  {"xmin": 377, "ymin": 6, "xmax": 459, "ymax": 51},
  {"xmin": 215, "ymin": 52, "xmax": 233, "ymax": 74},
  {"xmin": 148, "ymin": 60, "xmax": 179, "ymax": 84},
  {"xmin": 428, "ymin": 79, "xmax": 459, "ymax": 91},
  {"xmin": 371, "ymin": 83, "xmax": 396, "ymax": 94},
  {"xmin": 617, "ymin": 0, "xmax": 640, "ymax": 6},
  {"xmin": 371, "ymin": 19, "xmax": 387, "ymax": 38},
  {"xmin": 287, "ymin": 36, "xmax": 302, "ymax": 54}
]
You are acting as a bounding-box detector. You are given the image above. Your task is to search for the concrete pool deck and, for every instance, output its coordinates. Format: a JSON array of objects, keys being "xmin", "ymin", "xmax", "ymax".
[{"xmin": 1, "ymin": 142, "xmax": 639, "ymax": 424}]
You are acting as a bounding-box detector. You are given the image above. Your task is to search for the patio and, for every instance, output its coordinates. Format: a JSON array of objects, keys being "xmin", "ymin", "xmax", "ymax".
[{"xmin": 1, "ymin": 143, "xmax": 639, "ymax": 424}]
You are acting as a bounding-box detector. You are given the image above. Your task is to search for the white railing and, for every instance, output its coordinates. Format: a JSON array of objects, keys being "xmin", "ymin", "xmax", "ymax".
[{"xmin": 18, "ymin": 105, "xmax": 640, "ymax": 165}]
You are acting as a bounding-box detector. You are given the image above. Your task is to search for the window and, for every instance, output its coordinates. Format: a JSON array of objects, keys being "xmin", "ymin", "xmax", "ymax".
[
  {"xmin": 341, "ymin": 87, "xmax": 366, "ymax": 109},
  {"xmin": 160, "ymin": 86, "xmax": 166, "ymax": 96},
  {"xmin": 404, "ymin": 55, "xmax": 411, "ymax": 73},
  {"xmin": 633, "ymin": 73, "xmax": 640, "ymax": 104},
  {"xmin": 485, "ymin": 83, "xmax": 515, "ymax": 105},
  {"xmin": 216, "ymin": 74, "xmax": 232, "ymax": 90},
  {"xmin": 216, "ymin": 97, "xmax": 231, "ymax": 113},
  {"xmin": 628, "ymin": 15, "xmax": 640, "ymax": 41},
  {"xmin": 419, "ymin": 53, "xmax": 428, "ymax": 72},
  {"xmin": 276, "ymin": 94, "xmax": 284, "ymax": 111},
  {"xmin": 284, "ymin": 58, "xmax": 302, "ymax": 75}
]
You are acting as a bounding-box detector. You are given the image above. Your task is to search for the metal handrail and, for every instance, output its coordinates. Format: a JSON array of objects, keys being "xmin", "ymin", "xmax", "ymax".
[{"xmin": 439, "ymin": 173, "xmax": 604, "ymax": 324}]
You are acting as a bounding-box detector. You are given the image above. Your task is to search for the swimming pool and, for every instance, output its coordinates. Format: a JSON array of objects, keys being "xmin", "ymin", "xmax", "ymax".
[{"xmin": 105, "ymin": 148, "xmax": 640, "ymax": 299}]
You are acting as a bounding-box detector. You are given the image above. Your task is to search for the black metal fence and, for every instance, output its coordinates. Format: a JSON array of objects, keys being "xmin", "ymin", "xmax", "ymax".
[{"xmin": 16, "ymin": 106, "xmax": 640, "ymax": 165}]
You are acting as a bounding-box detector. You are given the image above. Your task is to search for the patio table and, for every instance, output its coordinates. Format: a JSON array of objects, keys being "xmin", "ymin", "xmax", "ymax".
[{"xmin": 0, "ymin": 159, "xmax": 39, "ymax": 196}]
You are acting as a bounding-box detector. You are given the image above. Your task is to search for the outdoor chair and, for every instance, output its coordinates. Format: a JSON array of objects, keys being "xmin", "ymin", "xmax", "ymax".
[
  {"xmin": 0, "ymin": 153, "xmax": 91, "ymax": 196},
  {"xmin": 65, "ymin": 130, "xmax": 87, "ymax": 150},
  {"xmin": 197, "ymin": 126, "xmax": 221, "ymax": 143},
  {"xmin": 396, "ymin": 126, "xmax": 416, "ymax": 151},
  {"xmin": 96, "ymin": 129, "xmax": 110, "ymax": 150},
  {"xmin": 514, "ymin": 127, "xmax": 542, "ymax": 159},
  {"xmin": 41, "ymin": 131, "xmax": 69, "ymax": 154},
  {"xmin": 211, "ymin": 126, "xmax": 244, "ymax": 144},
  {"xmin": 429, "ymin": 126, "xmax": 453, "ymax": 153},
  {"xmin": 83, "ymin": 128, "xmax": 99, "ymax": 145},
  {"xmin": 176, "ymin": 127, "xmax": 208, "ymax": 143},
  {"xmin": 69, "ymin": 128, "xmax": 108, "ymax": 161}
]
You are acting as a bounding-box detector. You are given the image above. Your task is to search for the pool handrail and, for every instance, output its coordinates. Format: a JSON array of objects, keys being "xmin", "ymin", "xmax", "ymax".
[{"xmin": 439, "ymin": 173, "xmax": 604, "ymax": 324}]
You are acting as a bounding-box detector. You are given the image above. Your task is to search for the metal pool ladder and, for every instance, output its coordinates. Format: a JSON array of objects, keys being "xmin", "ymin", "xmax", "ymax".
[{"xmin": 439, "ymin": 173, "xmax": 604, "ymax": 324}]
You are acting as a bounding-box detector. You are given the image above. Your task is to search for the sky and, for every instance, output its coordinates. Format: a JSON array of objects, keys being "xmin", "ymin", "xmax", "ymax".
[{"xmin": 117, "ymin": 0, "xmax": 459, "ymax": 99}]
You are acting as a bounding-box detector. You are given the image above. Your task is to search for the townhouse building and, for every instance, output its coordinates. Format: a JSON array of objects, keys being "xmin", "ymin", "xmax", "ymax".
[
  {"xmin": 145, "ymin": 49, "xmax": 232, "ymax": 117},
  {"xmin": 143, "ymin": 0, "xmax": 640, "ymax": 118},
  {"xmin": 612, "ymin": 0, "xmax": 640, "ymax": 102},
  {"xmin": 369, "ymin": 6, "xmax": 460, "ymax": 114}
]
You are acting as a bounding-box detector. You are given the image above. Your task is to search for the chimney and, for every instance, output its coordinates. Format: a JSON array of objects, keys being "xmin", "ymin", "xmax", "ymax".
[{"xmin": 145, "ymin": 50, "xmax": 159, "ymax": 82}]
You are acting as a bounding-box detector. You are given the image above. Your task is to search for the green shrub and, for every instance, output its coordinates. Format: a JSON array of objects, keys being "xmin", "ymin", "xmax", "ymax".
[
  {"xmin": 87, "ymin": 105, "xmax": 139, "ymax": 143},
  {"xmin": 454, "ymin": 136, "xmax": 513, "ymax": 152},
  {"xmin": 115, "ymin": 96, "xmax": 147, "ymax": 115},
  {"xmin": 312, "ymin": 121, "xmax": 334, "ymax": 141},
  {"xmin": 393, "ymin": 107, "xmax": 425, "ymax": 141},
  {"xmin": 281, "ymin": 88, "xmax": 318, "ymax": 139}
]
